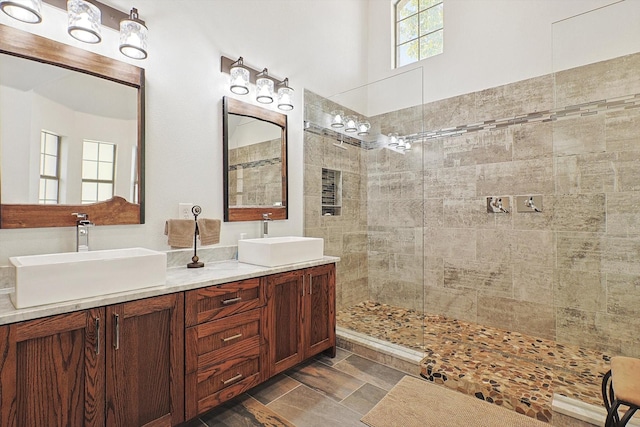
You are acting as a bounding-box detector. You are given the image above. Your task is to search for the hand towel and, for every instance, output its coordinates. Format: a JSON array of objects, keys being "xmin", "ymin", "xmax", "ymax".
[
  {"xmin": 197, "ymin": 218, "xmax": 221, "ymax": 246},
  {"xmin": 164, "ymin": 219, "xmax": 196, "ymax": 248}
]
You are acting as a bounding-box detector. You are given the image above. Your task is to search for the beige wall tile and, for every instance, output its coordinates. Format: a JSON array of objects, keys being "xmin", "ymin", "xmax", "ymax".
[
  {"xmin": 602, "ymin": 236, "xmax": 640, "ymax": 275},
  {"xmin": 556, "ymin": 232, "xmax": 603, "ymax": 272},
  {"xmin": 513, "ymin": 121, "xmax": 553, "ymax": 161},
  {"xmin": 425, "ymin": 166, "xmax": 477, "ymax": 199},
  {"xmin": 604, "ymin": 192, "xmax": 640, "ymax": 236},
  {"xmin": 443, "ymin": 129, "xmax": 513, "ymax": 168},
  {"xmin": 554, "ymin": 269, "xmax": 606, "ymax": 312},
  {"xmin": 512, "ymin": 264, "xmax": 553, "ymax": 306},
  {"xmin": 476, "ymin": 75, "xmax": 554, "ymax": 121},
  {"xmin": 424, "ymin": 286, "xmax": 477, "ymax": 323},
  {"xmin": 555, "ymin": 52, "xmax": 640, "ymax": 107},
  {"xmin": 550, "ymin": 194, "xmax": 606, "ymax": 234},
  {"xmin": 553, "ymin": 115, "xmax": 606, "ymax": 157},
  {"xmin": 425, "ymin": 228, "xmax": 476, "ymax": 260},
  {"xmin": 423, "ymin": 93, "xmax": 477, "ymax": 131},
  {"xmin": 605, "ymin": 108, "xmax": 640, "ymax": 152},
  {"xmin": 606, "ymin": 273, "xmax": 640, "ymax": 317},
  {"xmin": 476, "ymin": 158, "xmax": 554, "ymax": 196},
  {"xmin": 444, "ymin": 259, "xmax": 513, "ymax": 298}
]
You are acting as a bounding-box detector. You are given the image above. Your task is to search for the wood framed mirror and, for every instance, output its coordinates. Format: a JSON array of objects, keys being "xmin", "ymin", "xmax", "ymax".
[
  {"xmin": 0, "ymin": 24, "xmax": 145, "ymax": 228},
  {"xmin": 223, "ymin": 96, "xmax": 288, "ymax": 222}
]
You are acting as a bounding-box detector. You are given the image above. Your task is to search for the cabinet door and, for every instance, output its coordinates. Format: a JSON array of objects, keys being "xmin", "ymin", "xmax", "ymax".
[
  {"xmin": 0, "ymin": 309, "xmax": 105, "ymax": 427},
  {"xmin": 106, "ymin": 294, "xmax": 184, "ymax": 427},
  {"xmin": 304, "ymin": 264, "xmax": 336, "ymax": 358},
  {"xmin": 266, "ymin": 270, "xmax": 304, "ymax": 377}
]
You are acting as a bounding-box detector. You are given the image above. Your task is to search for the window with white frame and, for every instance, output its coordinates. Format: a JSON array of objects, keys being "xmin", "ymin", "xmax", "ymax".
[
  {"xmin": 39, "ymin": 131, "xmax": 60, "ymax": 204},
  {"xmin": 81, "ymin": 140, "xmax": 116, "ymax": 204},
  {"xmin": 395, "ymin": 0, "xmax": 444, "ymax": 68}
]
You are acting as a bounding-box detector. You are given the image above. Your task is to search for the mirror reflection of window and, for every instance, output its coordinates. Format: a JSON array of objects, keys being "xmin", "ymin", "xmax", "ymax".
[
  {"xmin": 38, "ymin": 131, "xmax": 61, "ymax": 204},
  {"xmin": 81, "ymin": 140, "xmax": 116, "ymax": 204}
]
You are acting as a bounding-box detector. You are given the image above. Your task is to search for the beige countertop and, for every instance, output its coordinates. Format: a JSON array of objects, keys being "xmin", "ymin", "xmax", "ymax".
[{"xmin": 0, "ymin": 256, "xmax": 339, "ymax": 326}]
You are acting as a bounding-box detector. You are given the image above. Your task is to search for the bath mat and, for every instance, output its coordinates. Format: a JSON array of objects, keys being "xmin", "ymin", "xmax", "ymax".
[{"xmin": 361, "ymin": 375, "xmax": 548, "ymax": 427}]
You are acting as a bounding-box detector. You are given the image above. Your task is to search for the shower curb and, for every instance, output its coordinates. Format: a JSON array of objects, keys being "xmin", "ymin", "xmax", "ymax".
[
  {"xmin": 336, "ymin": 327, "xmax": 423, "ymax": 375},
  {"xmin": 552, "ymin": 394, "xmax": 640, "ymax": 427}
]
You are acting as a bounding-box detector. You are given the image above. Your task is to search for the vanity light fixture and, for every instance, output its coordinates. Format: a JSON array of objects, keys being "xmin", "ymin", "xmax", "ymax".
[
  {"xmin": 276, "ymin": 78, "xmax": 294, "ymax": 111},
  {"xmin": 229, "ymin": 57, "xmax": 250, "ymax": 95},
  {"xmin": 1, "ymin": 0, "xmax": 149, "ymax": 58},
  {"xmin": 119, "ymin": 7, "xmax": 147, "ymax": 59},
  {"xmin": 255, "ymin": 68, "xmax": 274, "ymax": 104},
  {"xmin": 344, "ymin": 115, "xmax": 357, "ymax": 132},
  {"xmin": 404, "ymin": 141, "xmax": 412, "ymax": 151},
  {"xmin": 397, "ymin": 137, "xmax": 406, "ymax": 150},
  {"xmin": 0, "ymin": 0, "xmax": 42, "ymax": 23},
  {"xmin": 388, "ymin": 132, "xmax": 399, "ymax": 146},
  {"xmin": 330, "ymin": 110, "xmax": 344, "ymax": 128},
  {"xmin": 67, "ymin": 0, "xmax": 102, "ymax": 44},
  {"xmin": 220, "ymin": 55, "xmax": 295, "ymax": 110},
  {"xmin": 357, "ymin": 120, "xmax": 370, "ymax": 136}
]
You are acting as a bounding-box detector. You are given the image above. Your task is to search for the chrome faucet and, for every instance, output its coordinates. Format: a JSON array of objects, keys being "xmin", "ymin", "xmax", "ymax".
[
  {"xmin": 261, "ymin": 213, "xmax": 272, "ymax": 238},
  {"xmin": 73, "ymin": 213, "xmax": 94, "ymax": 252}
]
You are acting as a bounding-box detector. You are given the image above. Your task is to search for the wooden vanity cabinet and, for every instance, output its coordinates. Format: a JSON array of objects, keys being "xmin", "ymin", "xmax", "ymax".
[
  {"xmin": 0, "ymin": 293, "xmax": 184, "ymax": 427},
  {"xmin": 105, "ymin": 294, "xmax": 184, "ymax": 427},
  {"xmin": 267, "ymin": 264, "xmax": 336, "ymax": 377},
  {"xmin": 0, "ymin": 308, "xmax": 105, "ymax": 427},
  {"xmin": 184, "ymin": 278, "xmax": 267, "ymax": 420}
]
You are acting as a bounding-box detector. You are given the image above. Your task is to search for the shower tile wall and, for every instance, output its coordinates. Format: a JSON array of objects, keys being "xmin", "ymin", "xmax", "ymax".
[
  {"xmin": 228, "ymin": 138, "xmax": 282, "ymax": 206},
  {"xmin": 304, "ymin": 51, "xmax": 640, "ymax": 357},
  {"xmin": 304, "ymin": 91, "xmax": 368, "ymax": 309}
]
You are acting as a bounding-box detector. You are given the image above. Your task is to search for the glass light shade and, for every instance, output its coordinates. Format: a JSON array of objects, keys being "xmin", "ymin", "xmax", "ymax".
[
  {"xmin": 256, "ymin": 77, "xmax": 274, "ymax": 104},
  {"xmin": 405, "ymin": 141, "xmax": 412, "ymax": 151},
  {"xmin": 344, "ymin": 115, "xmax": 357, "ymax": 132},
  {"xmin": 119, "ymin": 8, "xmax": 148, "ymax": 60},
  {"xmin": 0, "ymin": 0, "xmax": 42, "ymax": 23},
  {"xmin": 67, "ymin": 0, "xmax": 101, "ymax": 44},
  {"xmin": 397, "ymin": 137, "xmax": 406, "ymax": 149},
  {"xmin": 277, "ymin": 86, "xmax": 294, "ymax": 111},
  {"xmin": 330, "ymin": 110, "xmax": 344, "ymax": 128},
  {"xmin": 230, "ymin": 65, "xmax": 250, "ymax": 95},
  {"xmin": 388, "ymin": 132, "xmax": 399, "ymax": 146},
  {"xmin": 357, "ymin": 120, "xmax": 370, "ymax": 136}
]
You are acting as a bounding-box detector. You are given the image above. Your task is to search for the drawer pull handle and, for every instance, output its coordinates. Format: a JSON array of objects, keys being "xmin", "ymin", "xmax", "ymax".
[
  {"xmin": 222, "ymin": 297, "xmax": 242, "ymax": 305},
  {"xmin": 95, "ymin": 317, "xmax": 100, "ymax": 355},
  {"xmin": 222, "ymin": 333, "xmax": 243, "ymax": 342},
  {"xmin": 114, "ymin": 313, "xmax": 120, "ymax": 350},
  {"xmin": 222, "ymin": 373, "xmax": 243, "ymax": 385}
]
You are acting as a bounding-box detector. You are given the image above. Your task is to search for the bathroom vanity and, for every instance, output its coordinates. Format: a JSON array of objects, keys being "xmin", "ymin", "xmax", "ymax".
[{"xmin": 0, "ymin": 258, "xmax": 336, "ymax": 426}]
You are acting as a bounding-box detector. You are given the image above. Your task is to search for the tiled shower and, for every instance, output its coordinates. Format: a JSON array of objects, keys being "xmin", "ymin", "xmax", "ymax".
[{"xmin": 303, "ymin": 4, "xmax": 640, "ymax": 420}]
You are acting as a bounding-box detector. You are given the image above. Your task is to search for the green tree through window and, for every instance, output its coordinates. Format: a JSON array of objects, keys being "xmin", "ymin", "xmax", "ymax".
[{"xmin": 396, "ymin": 0, "xmax": 443, "ymax": 67}]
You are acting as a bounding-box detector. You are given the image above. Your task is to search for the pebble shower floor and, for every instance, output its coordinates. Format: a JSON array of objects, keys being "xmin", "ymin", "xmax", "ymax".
[{"xmin": 336, "ymin": 301, "xmax": 610, "ymax": 423}]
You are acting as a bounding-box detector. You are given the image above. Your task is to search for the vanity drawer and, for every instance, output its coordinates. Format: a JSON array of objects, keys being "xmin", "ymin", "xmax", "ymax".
[
  {"xmin": 186, "ymin": 277, "xmax": 265, "ymax": 326},
  {"xmin": 185, "ymin": 341, "xmax": 263, "ymax": 418},
  {"xmin": 186, "ymin": 308, "xmax": 264, "ymax": 372}
]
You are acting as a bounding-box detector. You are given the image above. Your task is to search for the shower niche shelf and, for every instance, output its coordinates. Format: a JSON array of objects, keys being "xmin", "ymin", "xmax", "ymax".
[{"xmin": 322, "ymin": 168, "xmax": 342, "ymax": 216}]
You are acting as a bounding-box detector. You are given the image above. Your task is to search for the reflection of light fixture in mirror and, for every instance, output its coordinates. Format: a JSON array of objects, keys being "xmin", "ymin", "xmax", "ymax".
[
  {"xmin": 357, "ymin": 120, "xmax": 370, "ymax": 136},
  {"xmin": 276, "ymin": 78, "xmax": 294, "ymax": 111},
  {"xmin": 330, "ymin": 110, "xmax": 344, "ymax": 128},
  {"xmin": 119, "ymin": 7, "xmax": 147, "ymax": 59},
  {"xmin": 67, "ymin": 0, "xmax": 102, "ymax": 44},
  {"xmin": 344, "ymin": 115, "xmax": 357, "ymax": 132},
  {"xmin": 388, "ymin": 132, "xmax": 399, "ymax": 146},
  {"xmin": 0, "ymin": 0, "xmax": 42, "ymax": 23},
  {"xmin": 256, "ymin": 69, "xmax": 274, "ymax": 104},
  {"xmin": 229, "ymin": 57, "xmax": 250, "ymax": 95}
]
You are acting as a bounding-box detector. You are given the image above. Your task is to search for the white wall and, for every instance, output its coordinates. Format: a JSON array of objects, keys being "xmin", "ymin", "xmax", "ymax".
[
  {"xmin": 0, "ymin": 0, "xmax": 369, "ymax": 264},
  {"xmin": 366, "ymin": 0, "xmax": 626, "ymax": 110}
]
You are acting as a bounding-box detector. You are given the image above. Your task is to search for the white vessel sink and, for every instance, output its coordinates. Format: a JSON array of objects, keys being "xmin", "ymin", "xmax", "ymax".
[
  {"xmin": 10, "ymin": 248, "xmax": 167, "ymax": 309},
  {"xmin": 238, "ymin": 236, "xmax": 324, "ymax": 267}
]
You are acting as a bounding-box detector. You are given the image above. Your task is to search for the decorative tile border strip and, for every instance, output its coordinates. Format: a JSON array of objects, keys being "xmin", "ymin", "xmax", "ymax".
[
  {"xmin": 410, "ymin": 92, "xmax": 640, "ymax": 144},
  {"xmin": 228, "ymin": 157, "xmax": 281, "ymax": 171}
]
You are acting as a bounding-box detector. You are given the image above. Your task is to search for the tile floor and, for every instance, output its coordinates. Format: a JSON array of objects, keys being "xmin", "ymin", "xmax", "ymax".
[
  {"xmin": 336, "ymin": 301, "xmax": 612, "ymax": 423},
  {"xmin": 180, "ymin": 348, "xmax": 408, "ymax": 427}
]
